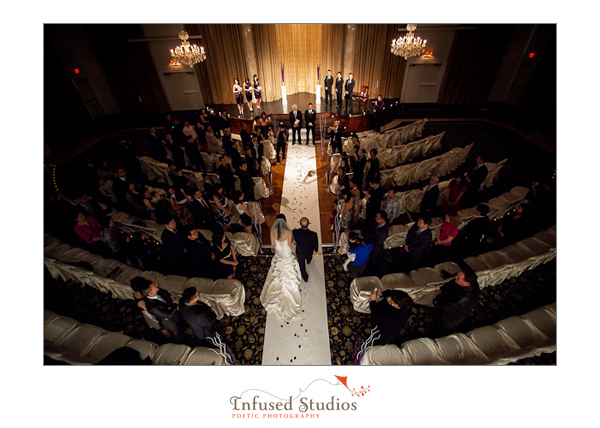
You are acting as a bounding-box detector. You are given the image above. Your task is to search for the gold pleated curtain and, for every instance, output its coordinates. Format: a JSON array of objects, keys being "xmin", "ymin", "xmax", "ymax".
[
  {"xmin": 275, "ymin": 24, "xmax": 322, "ymax": 96},
  {"xmin": 187, "ymin": 24, "xmax": 249, "ymax": 105},
  {"xmin": 353, "ymin": 24, "xmax": 407, "ymax": 99},
  {"xmin": 319, "ymin": 24, "xmax": 346, "ymax": 96},
  {"xmin": 186, "ymin": 24, "xmax": 405, "ymax": 104},
  {"xmin": 251, "ymin": 24, "xmax": 281, "ymax": 102}
]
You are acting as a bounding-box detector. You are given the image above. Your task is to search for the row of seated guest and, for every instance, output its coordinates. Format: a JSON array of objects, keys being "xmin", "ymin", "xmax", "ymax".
[
  {"xmin": 160, "ymin": 216, "xmax": 238, "ymax": 279},
  {"xmin": 367, "ymin": 268, "xmax": 481, "ymax": 346},
  {"xmin": 130, "ymin": 277, "xmax": 218, "ymax": 346},
  {"xmin": 331, "ymin": 147, "xmax": 554, "ymax": 278}
]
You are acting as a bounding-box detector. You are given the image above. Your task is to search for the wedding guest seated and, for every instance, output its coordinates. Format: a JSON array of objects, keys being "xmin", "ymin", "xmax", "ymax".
[
  {"xmin": 369, "ymin": 289, "xmax": 414, "ymax": 345},
  {"xmin": 232, "ymin": 191, "xmax": 254, "ymax": 234},
  {"xmin": 212, "ymin": 184, "xmax": 233, "ymax": 232},
  {"xmin": 73, "ymin": 212, "xmax": 111, "ymax": 257},
  {"xmin": 212, "ymin": 231, "xmax": 238, "ymax": 279},
  {"xmin": 76, "ymin": 193, "xmax": 110, "ymax": 226},
  {"xmin": 97, "ymin": 178, "xmax": 118, "ymax": 205}
]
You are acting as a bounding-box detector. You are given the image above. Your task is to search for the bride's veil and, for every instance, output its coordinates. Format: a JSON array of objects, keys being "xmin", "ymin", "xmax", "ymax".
[{"xmin": 270, "ymin": 215, "xmax": 289, "ymax": 241}]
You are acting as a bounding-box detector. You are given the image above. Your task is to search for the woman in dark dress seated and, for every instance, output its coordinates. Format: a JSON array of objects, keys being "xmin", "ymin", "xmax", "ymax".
[{"xmin": 212, "ymin": 231, "xmax": 237, "ymax": 279}]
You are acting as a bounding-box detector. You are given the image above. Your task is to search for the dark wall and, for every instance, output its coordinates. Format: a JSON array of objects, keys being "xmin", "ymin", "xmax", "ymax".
[
  {"xmin": 44, "ymin": 33, "xmax": 94, "ymax": 155},
  {"xmin": 514, "ymin": 28, "xmax": 556, "ymax": 140}
]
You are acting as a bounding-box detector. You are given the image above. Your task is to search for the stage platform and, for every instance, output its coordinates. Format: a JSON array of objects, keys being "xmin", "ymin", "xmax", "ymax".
[{"xmin": 205, "ymin": 92, "xmax": 389, "ymax": 136}]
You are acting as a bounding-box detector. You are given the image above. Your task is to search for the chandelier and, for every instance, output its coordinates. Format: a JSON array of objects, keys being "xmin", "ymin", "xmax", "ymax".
[
  {"xmin": 391, "ymin": 24, "xmax": 427, "ymax": 60},
  {"xmin": 170, "ymin": 31, "xmax": 206, "ymax": 67}
]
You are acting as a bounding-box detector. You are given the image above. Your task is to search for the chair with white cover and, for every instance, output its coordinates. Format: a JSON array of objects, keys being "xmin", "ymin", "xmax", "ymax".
[
  {"xmin": 201, "ymin": 278, "xmax": 246, "ymax": 319},
  {"xmin": 408, "ymin": 268, "xmax": 447, "ymax": 306},
  {"xmin": 151, "ymin": 343, "xmax": 192, "ymax": 365},
  {"xmin": 482, "ymin": 159, "xmax": 507, "ymax": 189},
  {"xmin": 156, "ymin": 275, "xmax": 189, "ymax": 298},
  {"xmin": 350, "ymin": 276, "xmax": 383, "ymax": 313},
  {"xmin": 183, "ymin": 347, "xmax": 226, "ymax": 365}
]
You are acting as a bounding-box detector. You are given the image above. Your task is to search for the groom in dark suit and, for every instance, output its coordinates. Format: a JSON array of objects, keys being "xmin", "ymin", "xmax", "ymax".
[{"xmin": 293, "ymin": 217, "xmax": 319, "ymax": 282}]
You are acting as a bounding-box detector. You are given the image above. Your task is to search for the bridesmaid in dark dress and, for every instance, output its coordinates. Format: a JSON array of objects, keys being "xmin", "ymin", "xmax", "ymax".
[
  {"xmin": 244, "ymin": 77, "xmax": 254, "ymax": 113},
  {"xmin": 253, "ymin": 74, "xmax": 262, "ymax": 110},
  {"xmin": 233, "ymin": 78, "xmax": 244, "ymax": 116}
]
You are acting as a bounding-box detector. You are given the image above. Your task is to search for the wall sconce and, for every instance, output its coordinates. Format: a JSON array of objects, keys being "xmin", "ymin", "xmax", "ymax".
[{"xmin": 422, "ymin": 51, "xmax": 434, "ymax": 58}]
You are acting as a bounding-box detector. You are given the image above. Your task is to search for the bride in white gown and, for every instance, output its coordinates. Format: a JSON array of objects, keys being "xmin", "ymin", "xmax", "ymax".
[{"xmin": 260, "ymin": 215, "xmax": 302, "ymax": 321}]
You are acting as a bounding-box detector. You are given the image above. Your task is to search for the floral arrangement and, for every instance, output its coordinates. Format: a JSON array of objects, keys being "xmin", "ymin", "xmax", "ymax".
[
  {"xmin": 281, "ymin": 62, "xmax": 285, "ymax": 84},
  {"xmin": 317, "ymin": 63, "xmax": 320, "ymax": 82}
]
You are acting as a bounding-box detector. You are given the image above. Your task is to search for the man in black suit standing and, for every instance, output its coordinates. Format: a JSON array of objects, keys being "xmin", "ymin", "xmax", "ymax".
[
  {"xmin": 365, "ymin": 210, "xmax": 389, "ymax": 276},
  {"xmin": 324, "ymin": 69, "xmax": 334, "ymax": 105},
  {"xmin": 433, "ymin": 270, "xmax": 480, "ymax": 337},
  {"xmin": 305, "ymin": 103, "xmax": 316, "ymax": 145},
  {"xmin": 351, "ymin": 148, "xmax": 367, "ymax": 190},
  {"xmin": 403, "ymin": 215, "xmax": 433, "ymax": 271},
  {"xmin": 365, "ymin": 179, "xmax": 385, "ymax": 229},
  {"xmin": 335, "ymin": 71, "xmax": 344, "ymax": 108},
  {"xmin": 420, "ymin": 175, "xmax": 440, "ymax": 216},
  {"xmin": 328, "ymin": 120, "xmax": 343, "ymax": 154},
  {"xmin": 132, "ymin": 277, "xmax": 183, "ymax": 343},
  {"xmin": 292, "ymin": 217, "xmax": 319, "ymax": 282},
  {"xmin": 463, "ymin": 155, "xmax": 488, "ymax": 207},
  {"xmin": 344, "ymin": 72, "xmax": 355, "ymax": 113},
  {"xmin": 179, "ymin": 287, "xmax": 217, "ymax": 343},
  {"xmin": 289, "ymin": 104, "xmax": 302, "ymax": 145},
  {"xmin": 161, "ymin": 217, "xmax": 187, "ymax": 274}
]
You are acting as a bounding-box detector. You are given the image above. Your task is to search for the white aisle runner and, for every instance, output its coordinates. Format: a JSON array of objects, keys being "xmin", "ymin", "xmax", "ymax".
[{"xmin": 261, "ymin": 142, "xmax": 331, "ymax": 365}]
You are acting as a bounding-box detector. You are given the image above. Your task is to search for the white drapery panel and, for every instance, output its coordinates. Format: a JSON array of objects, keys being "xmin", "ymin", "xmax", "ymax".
[
  {"xmin": 44, "ymin": 310, "xmax": 225, "ymax": 365},
  {"xmin": 349, "ymin": 225, "xmax": 555, "ymax": 314},
  {"xmin": 44, "ymin": 234, "xmax": 246, "ymax": 320},
  {"xmin": 360, "ymin": 303, "xmax": 556, "ymax": 365}
]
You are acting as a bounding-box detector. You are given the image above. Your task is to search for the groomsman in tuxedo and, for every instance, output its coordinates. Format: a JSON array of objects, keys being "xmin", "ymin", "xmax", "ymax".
[
  {"xmin": 292, "ymin": 217, "xmax": 319, "ymax": 282},
  {"xmin": 289, "ymin": 104, "xmax": 302, "ymax": 145},
  {"xmin": 324, "ymin": 69, "xmax": 334, "ymax": 105},
  {"xmin": 344, "ymin": 73, "xmax": 355, "ymax": 113},
  {"xmin": 335, "ymin": 72, "xmax": 344, "ymax": 108},
  {"xmin": 305, "ymin": 103, "xmax": 316, "ymax": 145}
]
